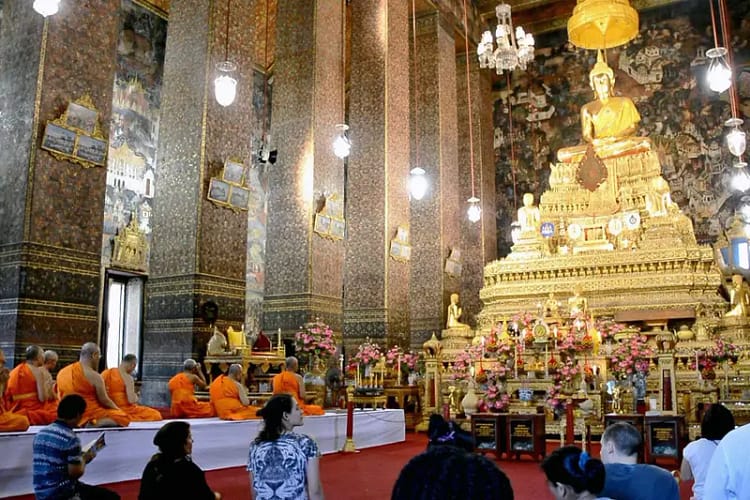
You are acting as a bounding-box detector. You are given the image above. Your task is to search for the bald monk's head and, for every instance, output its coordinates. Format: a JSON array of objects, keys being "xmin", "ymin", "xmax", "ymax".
[
  {"xmin": 121, "ymin": 354, "xmax": 138, "ymax": 374},
  {"xmin": 228, "ymin": 363, "xmax": 243, "ymax": 382},
  {"xmin": 26, "ymin": 345, "xmax": 44, "ymax": 367},
  {"xmin": 285, "ymin": 356, "xmax": 299, "ymax": 372},
  {"xmin": 183, "ymin": 359, "xmax": 199, "ymax": 372},
  {"xmin": 44, "ymin": 350, "xmax": 59, "ymax": 371},
  {"xmin": 80, "ymin": 342, "xmax": 101, "ymax": 369}
]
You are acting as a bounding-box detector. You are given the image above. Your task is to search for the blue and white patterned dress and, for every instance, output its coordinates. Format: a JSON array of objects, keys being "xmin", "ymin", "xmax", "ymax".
[{"xmin": 247, "ymin": 432, "xmax": 320, "ymax": 500}]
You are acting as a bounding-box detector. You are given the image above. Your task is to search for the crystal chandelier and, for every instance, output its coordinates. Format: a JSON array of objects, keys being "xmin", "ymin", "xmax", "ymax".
[{"xmin": 477, "ymin": 4, "xmax": 535, "ymax": 75}]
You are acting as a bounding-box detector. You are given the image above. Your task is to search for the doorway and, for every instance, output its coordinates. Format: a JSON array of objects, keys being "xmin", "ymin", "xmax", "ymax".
[{"xmin": 102, "ymin": 271, "xmax": 145, "ymax": 373}]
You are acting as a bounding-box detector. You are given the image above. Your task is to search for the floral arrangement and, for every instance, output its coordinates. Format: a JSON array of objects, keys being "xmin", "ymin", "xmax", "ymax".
[
  {"xmin": 349, "ymin": 339, "xmax": 383, "ymax": 369},
  {"xmin": 709, "ymin": 339, "xmax": 739, "ymax": 364},
  {"xmin": 558, "ymin": 357, "xmax": 580, "ymax": 385},
  {"xmin": 608, "ymin": 334, "xmax": 654, "ymax": 380},
  {"xmin": 510, "ymin": 311, "xmax": 535, "ymax": 333},
  {"xmin": 595, "ymin": 317, "xmax": 626, "ymax": 342},
  {"xmin": 294, "ymin": 319, "xmax": 337, "ymax": 369},
  {"xmin": 450, "ymin": 345, "xmax": 482, "ymax": 382},
  {"xmin": 384, "ymin": 346, "xmax": 421, "ymax": 372},
  {"xmin": 546, "ymin": 383, "xmax": 565, "ymax": 413},
  {"xmin": 558, "ymin": 328, "xmax": 578, "ymax": 353},
  {"xmin": 478, "ymin": 371, "xmax": 510, "ymax": 412}
]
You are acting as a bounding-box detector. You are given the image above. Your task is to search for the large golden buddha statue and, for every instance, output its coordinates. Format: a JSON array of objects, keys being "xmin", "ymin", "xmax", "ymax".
[{"xmin": 558, "ymin": 51, "xmax": 652, "ymax": 163}]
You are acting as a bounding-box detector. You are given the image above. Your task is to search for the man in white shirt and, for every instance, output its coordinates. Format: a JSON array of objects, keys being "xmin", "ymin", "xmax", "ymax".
[{"xmin": 703, "ymin": 423, "xmax": 750, "ymax": 499}]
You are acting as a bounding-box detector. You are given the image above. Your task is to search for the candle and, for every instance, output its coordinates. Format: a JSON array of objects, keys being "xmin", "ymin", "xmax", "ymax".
[
  {"xmin": 277, "ymin": 328, "xmax": 282, "ymax": 352},
  {"xmin": 514, "ymin": 342, "xmax": 519, "ymax": 378},
  {"xmin": 545, "ymin": 343, "xmax": 549, "ymax": 378},
  {"xmin": 397, "ymin": 354, "xmax": 402, "ymax": 385},
  {"xmin": 696, "ymin": 351, "xmax": 701, "ymax": 381}
]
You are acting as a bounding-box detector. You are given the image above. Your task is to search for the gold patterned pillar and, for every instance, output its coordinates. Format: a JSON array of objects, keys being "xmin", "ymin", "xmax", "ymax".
[
  {"xmin": 409, "ymin": 11, "xmax": 461, "ymax": 349},
  {"xmin": 141, "ymin": 0, "xmax": 256, "ymax": 406},
  {"xmin": 343, "ymin": 0, "xmax": 411, "ymax": 351},
  {"xmin": 0, "ymin": 0, "xmax": 119, "ymax": 365},
  {"xmin": 456, "ymin": 52, "xmax": 497, "ymax": 327},
  {"xmin": 262, "ymin": 0, "xmax": 345, "ymax": 338}
]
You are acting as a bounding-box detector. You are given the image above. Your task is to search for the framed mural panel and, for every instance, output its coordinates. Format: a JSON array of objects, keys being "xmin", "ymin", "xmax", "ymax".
[
  {"xmin": 208, "ymin": 178, "xmax": 231, "ymax": 205},
  {"xmin": 42, "ymin": 123, "xmax": 77, "ymax": 156},
  {"xmin": 229, "ymin": 185, "xmax": 250, "ymax": 211},
  {"xmin": 65, "ymin": 102, "xmax": 99, "ymax": 135},
  {"xmin": 75, "ymin": 135, "xmax": 107, "ymax": 166},
  {"xmin": 222, "ymin": 159, "xmax": 246, "ymax": 185}
]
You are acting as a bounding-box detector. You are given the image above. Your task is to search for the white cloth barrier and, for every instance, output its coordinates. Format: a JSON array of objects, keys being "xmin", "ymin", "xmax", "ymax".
[{"xmin": 0, "ymin": 409, "xmax": 405, "ymax": 497}]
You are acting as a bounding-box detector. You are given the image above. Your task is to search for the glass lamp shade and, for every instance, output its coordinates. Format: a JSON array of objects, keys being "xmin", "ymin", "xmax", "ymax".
[
  {"xmin": 214, "ymin": 61, "xmax": 238, "ymax": 107},
  {"xmin": 726, "ymin": 119, "xmax": 747, "ymax": 157},
  {"xmin": 333, "ymin": 124, "xmax": 351, "ymax": 159},
  {"xmin": 467, "ymin": 197, "xmax": 481, "ymax": 222},
  {"xmin": 409, "ymin": 167, "xmax": 428, "ymax": 200},
  {"xmin": 706, "ymin": 47, "xmax": 732, "ymax": 93},
  {"xmin": 33, "ymin": 0, "xmax": 60, "ymax": 16},
  {"xmin": 731, "ymin": 162, "xmax": 750, "ymax": 192}
]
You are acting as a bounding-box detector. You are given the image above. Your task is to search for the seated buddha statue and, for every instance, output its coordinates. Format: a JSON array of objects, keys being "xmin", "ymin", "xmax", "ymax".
[
  {"xmin": 726, "ymin": 274, "xmax": 750, "ymax": 318},
  {"xmin": 446, "ymin": 293, "xmax": 469, "ymax": 329},
  {"xmin": 558, "ymin": 51, "xmax": 652, "ymax": 164},
  {"xmin": 517, "ymin": 192, "xmax": 542, "ymax": 239}
]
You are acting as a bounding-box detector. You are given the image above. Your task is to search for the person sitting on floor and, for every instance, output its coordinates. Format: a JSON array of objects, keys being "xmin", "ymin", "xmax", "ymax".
[
  {"xmin": 598, "ymin": 422, "xmax": 679, "ymax": 500},
  {"xmin": 0, "ymin": 348, "xmax": 30, "ymax": 432},
  {"xmin": 32, "ymin": 394, "xmax": 120, "ymax": 500},
  {"xmin": 168, "ymin": 359, "xmax": 215, "ymax": 418},
  {"xmin": 209, "ymin": 363, "xmax": 260, "ymax": 420},
  {"xmin": 391, "ymin": 443, "xmax": 514, "ymax": 500},
  {"xmin": 272, "ymin": 356, "xmax": 324, "ymax": 416},
  {"xmin": 41, "ymin": 350, "xmax": 59, "ymax": 401},
  {"xmin": 5, "ymin": 345, "xmax": 58, "ymax": 425},
  {"xmin": 542, "ymin": 445, "xmax": 606, "ymax": 500},
  {"xmin": 139, "ymin": 421, "xmax": 222, "ymax": 500},
  {"xmin": 57, "ymin": 342, "xmax": 130, "ymax": 427},
  {"xmin": 247, "ymin": 394, "xmax": 324, "ymax": 500},
  {"xmin": 681, "ymin": 403, "xmax": 735, "ymax": 500},
  {"xmin": 102, "ymin": 354, "xmax": 162, "ymax": 422},
  {"xmin": 426, "ymin": 413, "xmax": 474, "ymax": 452}
]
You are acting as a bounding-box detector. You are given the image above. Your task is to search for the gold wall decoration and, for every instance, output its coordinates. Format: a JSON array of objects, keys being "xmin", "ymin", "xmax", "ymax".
[
  {"xmin": 40, "ymin": 94, "xmax": 108, "ymax": 168},
  {"xmin": 207, "ymin": 157, "xmax": 250, "ymax": 213},
  {"xmin": 389, "ymin": 225, "xmax": 412, "ymax": 262},
  {"xmin": 111, "ymin": 213, "xmax": 148, "ymax": 272},
  {"xmin": 313, "ymin": 192, "xmax": 345, "ymax": 241}
]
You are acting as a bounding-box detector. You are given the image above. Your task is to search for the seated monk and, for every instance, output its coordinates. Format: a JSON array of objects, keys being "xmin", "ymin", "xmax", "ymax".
[
  {"xmin": 57, "ymin": 342, "xmax": 130, "ymax": 427},
  {"xmin": 0, "ymin": 348, "xmax": 30, "ymax": 432},
  {"xmin": 209, "ymin": 363, "xmax": 259, "ymax": 420},
  {"xmin": 5, "ymin": 345, "xmax": 57, "ymax": 425},
  {"xmin": 41, "ymin": 350, "xmax": 59, "ymax": 402},
  {"xmin": 102, "ymin": 354, "xmax": 162, "ymax": 421},
  {"xmin": 558, "ymin": 51, "xmax": 652, "ymax": 164},
  {"xmin": 168, "ymin": 359, "xmax": 215, "ymax": 418},
  {"xmin": 272, "ymin": 357, "xmax": 324, "ymax": 416}
]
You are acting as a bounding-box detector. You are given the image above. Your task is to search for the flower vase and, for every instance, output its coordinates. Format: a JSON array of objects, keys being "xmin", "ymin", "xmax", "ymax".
[{"xmin": 461, "ymin": 382, "xmax": 479, "ymax": 416}]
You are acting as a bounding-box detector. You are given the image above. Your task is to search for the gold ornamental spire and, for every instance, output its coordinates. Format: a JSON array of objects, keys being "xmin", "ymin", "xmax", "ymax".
[{"xmin": 567, "ymin": 0, "xmax": 639, "ymax": 49}]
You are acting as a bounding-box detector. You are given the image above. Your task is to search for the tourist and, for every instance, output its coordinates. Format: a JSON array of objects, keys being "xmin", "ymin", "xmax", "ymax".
[
  {"xmin": 247, "ymin": 393, "xmax": 324, "ymax": 500},
  {"xmin": 542, "ymin": 446, "xmax": 605, "ymax": 500},
  {"xmin": 168, "ymin": 359, "xmax": 214, "ymax": 418},
  {"xmin": 681, "ymin": 404, "xmax": 735, "ymax": 500},
  {"xmin": 5, "ymin": 345, "xmax": 58, "ymax": 424},
  {"xmin": 138, "ymin": 421, "xmax": 221, "ymax": 500},
  {"xmin": 209, "ymin": 363, "xmax": 260, "ymax": 420},
  {"xmin": 427, "ymin": 413, "xmax": 474, "ymax": 452},
  {"xmin": 0, "ymin": 348, "xmax": 30, "ymax": 431},
  {"xmin": 32, "ymin": 394, "xmax": 119, "ymax": 500},
  {"xmin": 272, "ymin": 356, "xmax": 325, "ymax": 415},
  {"xmin": 56, "ymin": 342, "xmax": 130, "ymax": 427},
  {"xmin": 703, "ymin": 422, "xmax": 750, "ymax": 499},
  {"xmin": 102, "ymin": 354, "xmax": 161, "ymax": 421},
  {"xmin": 598, "ymin": 422, "xmax": 679, "ymax": 500},
  {"xmin": 392, "ymin": 445, "xmax": 514, "ymax": 500}
]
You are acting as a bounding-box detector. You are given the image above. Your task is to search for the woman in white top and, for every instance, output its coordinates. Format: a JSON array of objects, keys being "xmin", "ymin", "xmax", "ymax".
[{"xmin": 681, "ymin": 403, "xmax": 735, "ymax": 500}]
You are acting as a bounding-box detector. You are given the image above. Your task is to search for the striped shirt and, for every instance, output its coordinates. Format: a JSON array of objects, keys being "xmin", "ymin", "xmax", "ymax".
[{"xmin": 32, "ymin": 420, "xmax": 83, "ymax": 500}]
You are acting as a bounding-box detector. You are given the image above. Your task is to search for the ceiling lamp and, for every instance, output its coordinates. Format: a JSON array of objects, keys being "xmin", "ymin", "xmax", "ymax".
[
  {"xmin": 214, "ymin": 0, "xmax": 238, "ymax": 107},
  {"xmin": 409, "ymin": 168, "xmax": 428, "ymax": 201},
  {"xmin": 707, "ymin": 47, "xmax": 732, "ymax": 93},
  {"xmin": 467, "ymin": 197, "xmax": 482, "ymax": 223},
  {"xmin": 33, "ymin": 0, "xmax": 60, "ymax": 16},
  {"xmin": 462, "ymin": 0, "xmax": 481, "ymax": 222},
  {"xmin": 409, "ymin": 0, "xmax": 429, "ymax": 200},
  {"xmin": 333, "ymin": 124, "xmax": 351, "ymax": 159},
  {"xmin": 477, "ymin": 3, "xmax": 535, "ymax": 74},
  {"xmin": 567, "ymin": 0, "xmax": 638, "ymax": 49},
  {"xmin": 731, "ymin": 161, "xmax": 750, "ymax": 192},
  {"xmin": 726, "ymin": 118, "xmax": 747, "ymax": 157}
]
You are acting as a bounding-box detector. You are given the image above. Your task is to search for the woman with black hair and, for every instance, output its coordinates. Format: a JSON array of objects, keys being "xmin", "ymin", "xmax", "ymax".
[
  {"xmin": 426, "ymin": 414, "xmax": 475, "ymax": 452},
  {"xmin": 138, "ymin": 421, "xmax": 221, "ymax": 500},
  {"xmin": 541, "ymin": 445, "xmax": 606, "ymax": 500},
  {"xmin": 392, "ymin": 445, "xmax": 514, "ymax": 500},
  {"xmin": 247, "ymin": 393, "xmax": 324, "ymax": 500},
  {"xmin": 681, "ymin": 403, "xmax": 736, "ymax": 500}
]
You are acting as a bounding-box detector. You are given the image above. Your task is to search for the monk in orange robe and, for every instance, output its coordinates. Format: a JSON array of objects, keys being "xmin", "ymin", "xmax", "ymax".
[
  {"xmin": 57, "ymin": 342, "xmax": 130, "ymax": 427},
  {"xmin": 272, "ymin": 356, "xmax": 325, "ymax": 416},
  {"xmin": 5, "ymin": 345, "xmax": 57, "ymax": 425},
  {"xmin": 0, "ymin": 348, "xmax": 30, "ymax": 432},
  {"xmin": 210, "ymin": 363, "xmax": 260, "ymax": 420},
  {"xmin": 168, "ymin": 359, "xmax": 215, "ymax": 418},
  {"xmin": 102, "ymin": 354, "xmax": 161, "ymax": 422}
]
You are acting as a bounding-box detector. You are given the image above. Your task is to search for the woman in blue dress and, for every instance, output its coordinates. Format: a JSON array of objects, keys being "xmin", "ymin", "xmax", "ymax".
[{"xmin": 248, "ymin": 394, "xmax": 324, "ymax": 500}]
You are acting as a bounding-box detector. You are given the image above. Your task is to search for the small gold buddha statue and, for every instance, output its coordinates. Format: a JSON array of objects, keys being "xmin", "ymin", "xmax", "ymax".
[
  {"xmin": 568, "ymin": 285, "xmax": 588, "ymax": 317},
  {"xmin": 725, "ymin": 274, "xmax": 750, "ymax": 317},
  {"xmin": 517, "ymin": 193, "xmax": 542, "ymax": 238},
  {"xmin": 558, "ymin": 51, "xmax": 652, "ymax": 164},
  {"xmin": 544, "ymin": 292, "xmax": 560, "ymax": 318},
  {"xmin": 446, "ymin": 293, "xmax": 470, "ymax": 329}
]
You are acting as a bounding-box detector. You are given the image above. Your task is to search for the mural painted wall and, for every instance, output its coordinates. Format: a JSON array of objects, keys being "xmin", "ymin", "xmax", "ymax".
[
  {"xmin": 102, "ymin": 0, "xmax": 167, "ymax": 267},
  {"xmin": 493, "ymin": 1, "xmax": 750, "ymax": 257}
]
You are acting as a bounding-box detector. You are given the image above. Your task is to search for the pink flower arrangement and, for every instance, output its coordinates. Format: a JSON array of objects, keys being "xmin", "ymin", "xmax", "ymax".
[
  {"xmin": 511, "ymin": 311, "xmax": 535, "ymax": 332},
  {"xmin": 558, "ymin": 357, "xmax": 580, "ymax": 384},
  {"xmin": 349, "ymin": 339, "xmax": 383, "ymax": 368},
  {"xmin": 595, "ymin": 318, "xmax": 626, "ymax": 341},
  {"xmin": 709, "ymin": 339, "xmax": 739, "ymax": 364},
  {"xmin": 608, "ymin": 334, "xmax": 654, "ymax": 380},
  {"xmin": 546, "ymin": 383, "xmax": 564, "ymax": 412},
  {"xmin": 294, "ymin": 319, "xmax": 337, "ymax": 362},
  {"xmin": 478, "ymin": 371, "xmax": 510, "ymax": 412},
  {"xmin": 451, "ymin": 345, "xmax": 482, "ymax": 381},
  {"xmin": 384, "ymin": 346, "xmax": 421, "ymax": 373}
]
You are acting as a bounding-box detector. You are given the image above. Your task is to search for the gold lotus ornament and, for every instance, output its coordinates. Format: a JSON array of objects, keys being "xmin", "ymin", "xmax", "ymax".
[{"xmin": 567, "ymin": 0, "xmax": 638, "ymax": 49}]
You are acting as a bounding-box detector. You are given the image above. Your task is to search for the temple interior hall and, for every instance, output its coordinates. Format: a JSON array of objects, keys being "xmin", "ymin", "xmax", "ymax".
[{"xmin": 1, "ymin": 0, "xmax": 750, "ymax": 497}]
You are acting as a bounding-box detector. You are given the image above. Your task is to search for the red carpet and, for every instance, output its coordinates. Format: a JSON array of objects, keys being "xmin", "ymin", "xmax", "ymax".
[{"xmin": 7, "ymin": 433, "xmax": 693, "ymax": 499}]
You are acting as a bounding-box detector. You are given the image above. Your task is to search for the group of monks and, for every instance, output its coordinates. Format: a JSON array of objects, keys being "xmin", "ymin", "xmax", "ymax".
[{"xmin": 0, "ymin": 342, "xmax": 325, "ymax": 432}]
